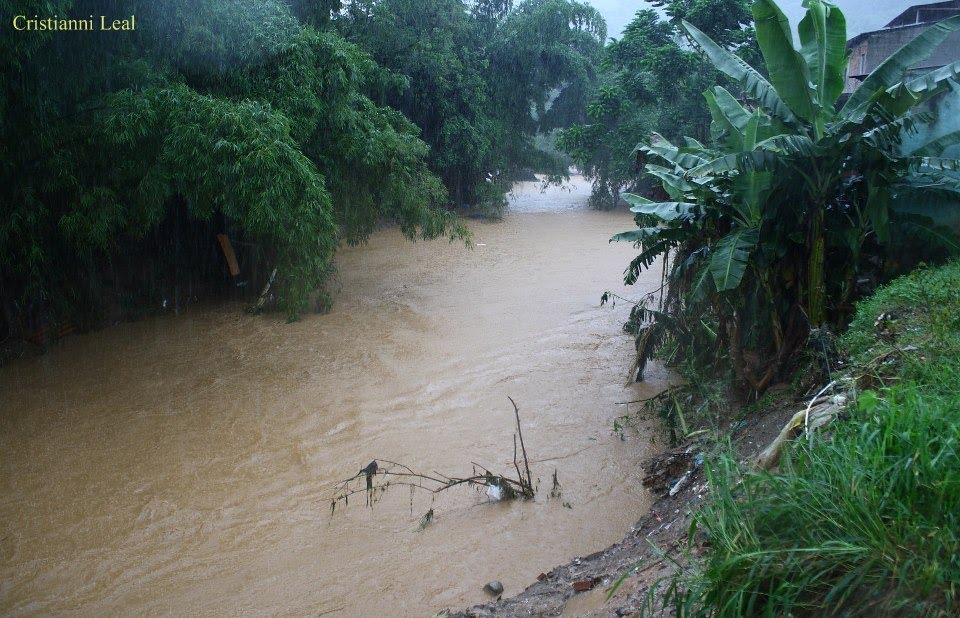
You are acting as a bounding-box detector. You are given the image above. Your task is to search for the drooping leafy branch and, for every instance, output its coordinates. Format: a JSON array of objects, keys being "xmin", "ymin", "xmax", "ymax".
[{"xmin": 0, "ymin": 0, "xmax": 469, "ymax": 334}]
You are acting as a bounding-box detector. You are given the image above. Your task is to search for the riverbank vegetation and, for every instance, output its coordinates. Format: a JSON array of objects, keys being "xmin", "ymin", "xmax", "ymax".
[
  {"xmin": 1, "ymin": 0, "xmax": 605, "ymax": 339},
  {"xmin": 652, "ymin": 260, "xmax": 960, "ymax": 616},
  {"xmin": 604, "ymin": 0, "xmax": 960, "ymax": 614},
  {"xmin": 613, "ymin": 0, "xmax": 960, "ymax": 397}
]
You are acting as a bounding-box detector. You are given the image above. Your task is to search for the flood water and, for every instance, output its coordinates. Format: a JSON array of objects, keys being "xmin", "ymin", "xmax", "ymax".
[{"xmin": 0, "ymin": 176, "xmax": 669, "ymax": 616}]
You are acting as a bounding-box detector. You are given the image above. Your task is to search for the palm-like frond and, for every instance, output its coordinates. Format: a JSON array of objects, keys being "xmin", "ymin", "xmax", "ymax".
[
  {"xmin": 753, "ymin": 0, "xmax": 816, "ymax": 122},
  {"xmin": 623, "ymin": 193, "xmax": 699, "ymax": 221},
  {"xmin": 710, "ymin": 227, "xmax": 760, "ymax": 291},
  {"xmin": 681, "ymin": 20, "xmax": 799, "ymax": 126}
]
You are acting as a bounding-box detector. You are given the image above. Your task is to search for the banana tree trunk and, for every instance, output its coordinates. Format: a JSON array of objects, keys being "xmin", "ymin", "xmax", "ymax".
[{"xmin": 807, "ymin": 206, "xmax": 826, "ymax": 327}]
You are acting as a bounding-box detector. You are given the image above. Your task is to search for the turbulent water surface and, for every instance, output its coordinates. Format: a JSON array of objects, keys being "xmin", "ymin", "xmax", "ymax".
[{"xmin": 0, "ymin": 177, "xmax": 669, "ymax": 616}]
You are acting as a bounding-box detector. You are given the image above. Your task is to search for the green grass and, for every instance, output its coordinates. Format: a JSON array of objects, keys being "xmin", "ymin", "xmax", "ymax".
[
  {"xmin": 841, "ymin": 260, "xmax": 960, "ymax": 393},
  {"xmin": 651, "ymin": 260, "xmax": 960, "ymax": 617}
]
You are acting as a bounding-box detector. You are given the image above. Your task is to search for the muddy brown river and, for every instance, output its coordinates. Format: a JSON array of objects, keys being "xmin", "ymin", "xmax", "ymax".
[{"xmin": 0, "ymin": 177, "xmax": 668, "ymax": 616}]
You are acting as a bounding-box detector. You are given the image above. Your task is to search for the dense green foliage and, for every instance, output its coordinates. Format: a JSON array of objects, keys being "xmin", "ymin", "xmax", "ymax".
[
  {"xmin": 614, "ymin": 0, "xmax": 960, "ymax": 393},
  {"xmin": 335, "ymin": 0, "xmax": 605, "ymax": 207},
  {"xmin": 1, "ymin": 0, "xmax": 605, "ymax": 336},
  {"xmin": 1, "ymin": 0, "xmax": 468, "ymax": 328},
  {"xmin": 558, "ymin": 0, "xmax": 755, "ymax": 209},
  {"xmin": 657, "ymin": 260, "xmax": 960, "ymax": 616}
]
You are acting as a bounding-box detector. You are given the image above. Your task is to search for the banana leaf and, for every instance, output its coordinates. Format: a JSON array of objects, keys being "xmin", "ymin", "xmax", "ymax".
[
  {"xmin": 610, "ymin": 226, "xmax": 662, "ymax": 244},
  {"xmin": 797, "ymin": 0, "xmax": 847, "ymax": 114},
  {"xmin": 642, "ymin": 165, "xmax": 695, "ymax": 198},
  {"xmin": 753, "ymin": 0, "xmax": 815, "ymax": 122},
  {"xmin": 710, "ymin": 227, "xmax": 760, "ymax": 291},
  {"xmin": 706, "ymin": 87, "xmax": 753, "ymax": 151},
  {"xmin": 906, "ymin": 127, "xmax": 960, "ymax": 156},
  {"xmin": 622, "ymin": 193, "xmax": 698, "ymax": 221},
  {"xmin": 755, "ymin": 133, "xmax": 820, "ymax": 157},
  {"xmin": 686, "ymin": 151, "xmax": 782, "ymax": 177},
  {"xmin": 681, "ymin": 20, "xmax": 798, "ymax": 125}
]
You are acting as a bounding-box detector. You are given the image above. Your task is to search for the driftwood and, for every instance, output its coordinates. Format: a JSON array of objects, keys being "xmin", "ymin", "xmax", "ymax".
[
  {"xmin": 754, "ymin": 382, "xmax": 849, "ymax": 470},
  {"xmin": 330, "ymin": 398, "xmax": 537, "ymax": 516},
  {"xmin": 247, "ymin": 267, "xmax": 277, "ymax": 313}
]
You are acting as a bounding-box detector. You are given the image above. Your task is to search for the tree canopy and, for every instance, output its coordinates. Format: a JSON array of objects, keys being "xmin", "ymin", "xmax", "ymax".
[
  {"xmin": 1, "ymin": 0, "xmax": 604, "ymax": 336},
  {"xmin": 333, "ymin": 0, "xmax": 606, "ymax": 206},
  {"xmin": 558, "ymin": 0, "xmax": 756, "ymax": 209}
]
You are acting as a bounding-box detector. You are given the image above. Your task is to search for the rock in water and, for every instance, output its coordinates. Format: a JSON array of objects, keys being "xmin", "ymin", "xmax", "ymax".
[{"xmin": 483, "ymin": 580, "xmax": 504, "ymax": 596}]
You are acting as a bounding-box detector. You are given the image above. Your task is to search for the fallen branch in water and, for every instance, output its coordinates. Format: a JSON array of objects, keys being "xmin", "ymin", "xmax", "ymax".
[
  {"xmin": 330, "ymin": 398, "xmax": 537, "ymax": 516},
  {"xmin": 247, "ymin": 267, "xmax": 277, "ymax": 313}
]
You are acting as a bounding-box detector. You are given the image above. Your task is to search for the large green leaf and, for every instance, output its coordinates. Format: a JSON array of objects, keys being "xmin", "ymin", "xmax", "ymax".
[
  {"xmin": 891, "ymin": 177, "xmax": 960, "ymax": 226},
  {"xmin": 643, "ymin": 164, "xmax": 694, "ymax": 198},
  {"xmin": 755, "ymin": 133, "xmax": 820, "ymax": 157},
  {"xmin": 856, "ymin": 82, "xmax": 922, "ymax": 120},
  {"xmin": 610, "ymin": 227, "xmax": 662, "ymax": 243},
  {"xmin": 906, "ymin": 127, "xmax": 960, "ymax": 157},
  {"xmin": 642, "ymin": 145, "xmax": 710, "ymax": 170},
  {"xmin": 865, "ymin": 181, "xmax": 891, "ymax": 243},
  {"xmin": 842, "ymin": 15, "xmax": 960, "ymax": 115},
  {"xmin": 914, "ymin": 157, "xmax": 960, "ymax": 172},
  {"xmin": 623, "ymin": 193, "xmax": 698, "ymax": 221},
  {"xmin": 706, "ymin": 87, "xmax": 754, "ymax": 151},
  {"xmin": 856, "ymin": 64, "xmax": 960, "ymax": 121},
  {"xmin": 706, "ymin": 87, "xmax": 790, "ymax": 152},
  {"xmin": 686, "ymin": 151, "xmax": 782, "ymax": 177},
  {"xmin": 624, "ymin": 239, "xmax": 677, "ymax": 283},
  {"xmin": 742, "ymin": 109, "xmax": 761, "ymax": 151},
  {"xmin": 689, "ymin": 259, "xmax": 717, "ymax": 303},
  {"xmin": 730, "ymin": 166, "xmax": 771, "ymax": 226},
  {"xmin": 894, "ymin": 217, "xmax": 960, "ymax": 254},
  {"xmin": 707, "ymin": 87, "xmax": 752, "ymax": 131},
  {"xmin": 639, "ymin": 135, "xmax": 712, "ymax": 171},
  {"xmin": 753, "ymin": 0, "xmax": 815, "ymax": 123},
  {"xmin": 710, "ymin": 227, "xmax": 760, "ymax": 291},
  {"xmin": 680, "ymin": 20, "xmax": 798, "ymax": 125},
  {"xmin": 904, "ymin": 60, "xmax": 960, "ymax": 97},
  {"xmin": 797, "ymin": 0, "xmax": 847, "ymax": 114}
]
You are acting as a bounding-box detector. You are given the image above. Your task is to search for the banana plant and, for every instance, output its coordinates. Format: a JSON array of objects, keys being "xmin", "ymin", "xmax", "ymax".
[{"xmin": 614, "ymin": 0, "xmax": 960, "ymax": 393}]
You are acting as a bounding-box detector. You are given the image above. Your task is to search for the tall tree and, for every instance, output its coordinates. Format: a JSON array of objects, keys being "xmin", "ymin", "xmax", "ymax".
[
  {"xmin": 559, "ymin": 0, "xmax": 755, "ymax": 209},
  {"xmin": 335, "ymin": 0, "xmax": 498, "ymax": 206},
  {"xmin": 334, "ymin": 0, "xmax": 606, "ymax": 207}
]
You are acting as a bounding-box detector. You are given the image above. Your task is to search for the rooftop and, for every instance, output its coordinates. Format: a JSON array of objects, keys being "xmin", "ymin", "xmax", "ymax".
[{"xmin": 884, "ymin": 0, "xmax": 960, "ymax": 28}]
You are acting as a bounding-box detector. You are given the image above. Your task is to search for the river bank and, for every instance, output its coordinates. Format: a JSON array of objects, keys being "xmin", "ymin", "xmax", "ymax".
[
  {"xmin": 456, "ymin": 259, "xmax": 960, "ymax": 616},
  {"xmin": 450, "ymin": 386, "xmax": 797, "ymax": 617}
]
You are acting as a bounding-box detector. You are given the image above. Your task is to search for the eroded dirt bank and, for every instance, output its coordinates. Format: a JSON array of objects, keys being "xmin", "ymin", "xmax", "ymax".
[{"xmin": 451, "ymin": 394, "xmax": 798, "ymax": 617}]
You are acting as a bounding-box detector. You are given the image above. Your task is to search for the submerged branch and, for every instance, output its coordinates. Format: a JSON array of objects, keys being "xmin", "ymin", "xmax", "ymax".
[{"xmin": 330, "ymin": 397, "xmax": 538, "ymax": 516}]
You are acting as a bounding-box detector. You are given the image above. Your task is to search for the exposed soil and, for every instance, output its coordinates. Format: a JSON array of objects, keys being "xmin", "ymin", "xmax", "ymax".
[{"xmin": 449, "ymin": 387, "xmax": 803, "ymax": 618}]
